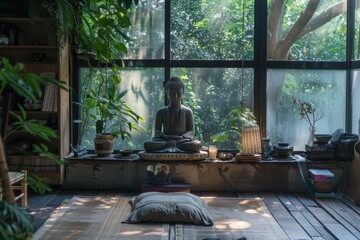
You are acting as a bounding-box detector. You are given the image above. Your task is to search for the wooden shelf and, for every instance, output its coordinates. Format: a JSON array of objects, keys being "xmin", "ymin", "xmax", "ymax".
[
  {"xmin": 0, "ymin": 3, "xmax": 69, "ymax": 185},
  {"xmin": 0, "ymin": 45, "xmax": 57, "ymax": 49},
  {"xmin": 0, "ymin": 17, "xmax": 55, "ymax": 23}
]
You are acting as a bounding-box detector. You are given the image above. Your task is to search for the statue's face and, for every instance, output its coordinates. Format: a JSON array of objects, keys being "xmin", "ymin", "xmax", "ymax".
[{"xmin": 167, "ymin": 87, "xmax": 183, "ymax": 104}]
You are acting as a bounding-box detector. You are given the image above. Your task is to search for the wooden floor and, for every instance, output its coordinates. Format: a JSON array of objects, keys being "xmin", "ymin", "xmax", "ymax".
[{"xmin": 28, "ymin": 190, "xmax": 360, "ymax": 240}]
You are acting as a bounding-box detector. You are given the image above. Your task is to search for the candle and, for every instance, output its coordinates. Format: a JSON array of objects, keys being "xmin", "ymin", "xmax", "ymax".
[{"xmin": 208, "ymin": 145, "xmax": 218, "ymax": 160}]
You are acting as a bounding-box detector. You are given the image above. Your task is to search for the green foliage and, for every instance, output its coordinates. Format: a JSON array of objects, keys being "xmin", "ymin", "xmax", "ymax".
[
  {"xmin": 6, "ymin": 107, "xmax": 58, "ymax": 142},
  {"xmin": 212, "ymin": 107, "xmax": 257, "ymax": 149},
  {"xmin": 27, "ymin": 175, "xmax": 53, "ymax": 195},
  {"xmin": 1, "ymin": 56, "xmax": 67, "ymax": 236},
  {"xmin": 0, "ymin": 201, "xmax": 35, "ymax": 240},
  {"xmin": 82, "ymin": 66, "xmax": 144, "ymax": 139}
]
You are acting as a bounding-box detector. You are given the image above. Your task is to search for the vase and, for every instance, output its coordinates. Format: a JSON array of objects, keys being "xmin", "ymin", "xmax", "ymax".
[
  {"xmin": 261, "ymin": 138, "xmax": 272, "ymax": 158},
  {"xmin": 307, "ymin": 126, "xmax": 316, "ymax": 147}
]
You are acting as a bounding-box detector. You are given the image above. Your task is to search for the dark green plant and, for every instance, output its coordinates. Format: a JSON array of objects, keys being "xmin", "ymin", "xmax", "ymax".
[
  {"xmin": 85, "ymin": 65, "xmax": 144, "ymax": 139},
  {"xmin": 0, "ymin": 57, "xmax": 67, "ymax": 238},
  {"xmin": 0, "ymin": 200, "xmax": 34, "ymax": 240}
]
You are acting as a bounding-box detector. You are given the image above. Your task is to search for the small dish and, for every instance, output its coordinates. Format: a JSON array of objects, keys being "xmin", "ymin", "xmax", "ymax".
[
  {"xmin": 218, "ymin": 152, "xmax": 234, "ymax": 160},
  {"xmin": 119, "ymin": 149, "xmax": 133, "ymax": 156}
]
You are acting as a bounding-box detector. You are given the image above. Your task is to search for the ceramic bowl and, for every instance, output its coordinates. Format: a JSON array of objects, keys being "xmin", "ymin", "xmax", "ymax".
[
  {"xmin": 274, "ymin": 142, "xmax": 293, "ymax": 157},
  {"xmin": 218, "ymin": 152, "xmax": 234, "ymax": 160},
  {"xmin": 314, "ymin": 134, "xmax": 332, "ymax": 143},
  {"xmin": 119, "ymin": 149, "xmax": 133, "ymax": 156}
]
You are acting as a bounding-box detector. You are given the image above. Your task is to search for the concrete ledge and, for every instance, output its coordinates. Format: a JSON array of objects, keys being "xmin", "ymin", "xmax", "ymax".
[{"xmin": 63, "ymin": 154, "xmax": 348, "ymax": 192}]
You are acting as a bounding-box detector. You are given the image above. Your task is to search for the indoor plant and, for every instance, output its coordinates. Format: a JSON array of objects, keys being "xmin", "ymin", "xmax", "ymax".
[
  {"xmin": 85, "ymin": 65, "xmax": 144, "ymax": 155},
  {"xmin": 292, "ymin": 98, "xmax": 324, "ymax": 146},
  {"xmin": 0, "ymin": 57, "xmax": 68, "ymax": 239},
  {"xmin": 45, "ymin": 0, "xmax": 143, "ymax": 154}
]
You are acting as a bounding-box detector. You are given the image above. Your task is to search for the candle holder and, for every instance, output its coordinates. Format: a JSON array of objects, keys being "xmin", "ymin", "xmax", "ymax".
[{"xmin": 208, "ymin": 145, "xmax": 218, "ymax": 160}]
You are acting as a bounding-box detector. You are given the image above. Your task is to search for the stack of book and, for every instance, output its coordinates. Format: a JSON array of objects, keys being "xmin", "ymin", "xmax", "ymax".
[
  {"xmin": 41, "ymin": 83, "xmax": 58, "ymax": 112},
  {"xmin": 305, "ymin": 142, "xmax": 335, "ymax": 160},
  {"xmin": 41, "ymin": 72, "xmax": 58, "ymax": 112},
  {"xmin": 308, "ymin": 169, "xmax": 334, "ymax": 196}
]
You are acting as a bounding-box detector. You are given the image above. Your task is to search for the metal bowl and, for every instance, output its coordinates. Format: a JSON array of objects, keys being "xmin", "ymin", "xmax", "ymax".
[{"xmin": 218, "ymin": 152, "xmax": 234, "ymax": 160}]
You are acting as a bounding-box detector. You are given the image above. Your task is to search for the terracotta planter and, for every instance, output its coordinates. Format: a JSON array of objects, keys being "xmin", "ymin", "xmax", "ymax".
[{"xmin": 94, "ymin": 134, "xmax": 115, "ymax": 155}]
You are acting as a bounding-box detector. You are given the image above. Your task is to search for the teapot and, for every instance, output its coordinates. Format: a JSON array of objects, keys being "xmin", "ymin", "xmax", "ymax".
[{"xmin": 273, "ymin": 142, "xmax": 293, "ymax": 158}]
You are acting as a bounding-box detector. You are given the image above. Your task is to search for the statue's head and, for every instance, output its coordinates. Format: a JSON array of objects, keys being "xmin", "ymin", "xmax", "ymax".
[
  {"xmin": 165, "ymin": 76, "xmax": 184, "ymax": 92},
  {"xmin": 165, "ymin": 76, "xmax": 184, "ymax": 105}
]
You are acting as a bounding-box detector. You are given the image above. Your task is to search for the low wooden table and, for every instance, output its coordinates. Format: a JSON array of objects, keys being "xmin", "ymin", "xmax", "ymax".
[
  {"xmin": 141, "ymin": 182, "xmax": 191, "ymax": 193},
  {"xmin": 0, "ymin": 170, "xmax": 28, "ymax": 207}
]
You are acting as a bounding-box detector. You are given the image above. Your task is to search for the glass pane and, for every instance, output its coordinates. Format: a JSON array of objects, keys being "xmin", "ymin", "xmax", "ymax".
[
  {"xmin": 355, "ymin": 1, "xmax": 360, "ymax": 60},
  {"xmin": 171, "ymin": 0, "xmax": 254, "ymax": 60},
  {"xmin": 267, "ymin": 0, "xmax": 346, "ymax": 61},
  {"xmin": 351, "ymin": 69, "xmax": 360, "ymax": 134},
  {"xmin": 267, "ymin": 69, "xmax": 346, "ymax": 151},
  {"xmin": 171, "ymin": 68, "xmax": 254, "ymax": 150},
  {"xmin": 123, "ymin": 0, "xmax": 165, "ymax": 59},
  {"xmin": 78, "ymin": 67, "xmax": 164, "ymax": 150}
]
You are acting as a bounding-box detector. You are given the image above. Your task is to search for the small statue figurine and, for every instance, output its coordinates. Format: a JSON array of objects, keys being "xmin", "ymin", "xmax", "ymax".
[{"xmin": 144, "ymin": 76, "xmax": 202, "ymax": 153}]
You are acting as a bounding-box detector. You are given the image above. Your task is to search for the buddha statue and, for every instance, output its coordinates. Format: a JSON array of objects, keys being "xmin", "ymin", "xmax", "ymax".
[{"xmin": 144, "ymin": 76, "xmax": 202, "ymax": 153}]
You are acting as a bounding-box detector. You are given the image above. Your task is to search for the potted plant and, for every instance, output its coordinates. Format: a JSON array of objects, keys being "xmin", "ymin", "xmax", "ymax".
[
  {"xmin": 41, "ymin": 0, "xmax": 142, "ymax": 154},
  {"xmin": 84, "ymin": 65, "xmax": 144, "ymax": 155}
]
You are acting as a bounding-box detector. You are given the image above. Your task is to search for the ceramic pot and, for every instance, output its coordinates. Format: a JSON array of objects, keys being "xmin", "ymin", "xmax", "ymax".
[
  {"xmin": 94, "ymin": 134, "xmax": 115, "ymax": 155},
  {"xmin": 273, "ymin": 142, "xmax": 293, "ymax": 158}
]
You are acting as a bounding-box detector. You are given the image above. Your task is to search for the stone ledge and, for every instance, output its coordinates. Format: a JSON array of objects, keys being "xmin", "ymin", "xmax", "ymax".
[{"xmin": 64, "ymin": 154, "xmax": 348, "ymax": 192}]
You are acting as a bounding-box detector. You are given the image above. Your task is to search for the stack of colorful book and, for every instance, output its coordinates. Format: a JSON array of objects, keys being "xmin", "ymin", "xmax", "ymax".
[{"xmin": 308, "ymin": 169, "xmax": 334, "ymax": 196}]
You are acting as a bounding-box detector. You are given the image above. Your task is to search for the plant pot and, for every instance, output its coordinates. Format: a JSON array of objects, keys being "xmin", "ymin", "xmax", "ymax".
[{"xmin": 94, "ymin": 134, "xmax": 115, "ymax": 155}]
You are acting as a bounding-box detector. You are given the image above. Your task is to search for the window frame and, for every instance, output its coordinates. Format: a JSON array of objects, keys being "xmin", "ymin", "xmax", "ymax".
[{"xmin": 71, "ymin": 0, "xmax": 359, "ymax": 150}]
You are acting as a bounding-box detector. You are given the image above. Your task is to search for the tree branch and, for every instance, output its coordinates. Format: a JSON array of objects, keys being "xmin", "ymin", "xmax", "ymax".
[
  {"xmin": 286, "ymin": 0, "xmax": 360, "ymax": 41},
  {"xmin": 279, "ymin": 0, "xmax": 320, "ymax": 57},
  {"xmin": 267, "ymin": 0, "xmax": 286, "ymax": 58}
]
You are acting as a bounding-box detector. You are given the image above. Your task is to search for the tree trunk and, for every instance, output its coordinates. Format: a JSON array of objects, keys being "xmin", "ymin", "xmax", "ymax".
[{"xmin": 0, "ymin": 134, "xmax": 15, "ymax": 204}]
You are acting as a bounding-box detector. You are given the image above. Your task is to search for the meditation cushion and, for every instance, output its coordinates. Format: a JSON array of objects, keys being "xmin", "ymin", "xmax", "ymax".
[{"xmin": 123, "ymin": 192, "xmax": 213, "ymax": 226}]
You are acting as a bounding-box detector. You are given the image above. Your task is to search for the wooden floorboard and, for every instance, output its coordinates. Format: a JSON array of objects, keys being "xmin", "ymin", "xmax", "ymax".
[
  {"xmin": 297, "ymin": 194, "xmax": 358, "ymax": 240},
  {"xmin": 26, "ymin": 190, "xmax": 360, "ymax": 240},
  {"xmin": 260, "ymin": 192, "xmax": 311, "ymax": 240}
]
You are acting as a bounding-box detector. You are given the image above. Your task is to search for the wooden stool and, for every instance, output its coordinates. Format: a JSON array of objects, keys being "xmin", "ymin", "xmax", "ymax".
[{"xmin": 1, "ymin": 170, "xmax": 28, "ymax": 207}]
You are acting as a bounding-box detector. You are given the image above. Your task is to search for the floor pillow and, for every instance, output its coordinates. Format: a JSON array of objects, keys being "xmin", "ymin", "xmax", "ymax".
[{"xmin": 123, "ymin": 191, "xmax": 213, "ymax": 226}]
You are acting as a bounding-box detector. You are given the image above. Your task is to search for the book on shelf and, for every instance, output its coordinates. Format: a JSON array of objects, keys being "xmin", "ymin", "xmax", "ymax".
[{"xmin": 41, "ymin": 72, "xmax": 57, "ymax": 112}]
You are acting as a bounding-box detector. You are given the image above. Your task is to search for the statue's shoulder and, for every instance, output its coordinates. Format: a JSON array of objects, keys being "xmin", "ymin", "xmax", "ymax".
[
  {"xmin": 156, "ymin": 106, "xmax": 168, "ymax": 114},
  {"xmin": 181, "ymin": 105, "xmax": 193, "ymax": 112}
]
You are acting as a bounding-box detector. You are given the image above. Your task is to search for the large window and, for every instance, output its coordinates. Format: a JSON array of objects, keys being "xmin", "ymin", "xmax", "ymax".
[
  {"xmin": 74, "ymin": 0, "xmax": 360, "ymax": 152},
  {"xmin": 267, "ymin": 69, "xmax": 346, "ymax": 150},
  {"xmin": 267, "ymin": 0, "xmax": 347, "ymax": 61}
]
